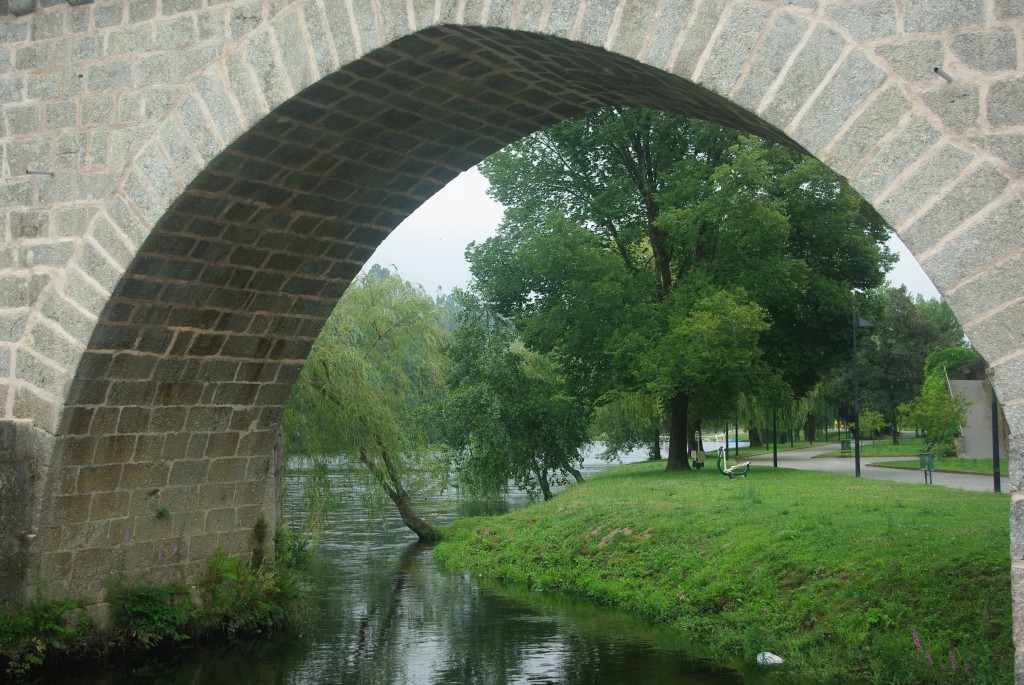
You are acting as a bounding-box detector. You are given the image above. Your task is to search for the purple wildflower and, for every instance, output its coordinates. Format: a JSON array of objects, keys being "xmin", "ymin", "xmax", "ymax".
[
  {"xmin": 122, "ymin": 530, "xmax": 131, "ymax": 545},
  {"xmin": 170, "ymin": 545, "xmax": 178, "ymax": 556},
  {"xmin": 925, "ymin": 651, "xmax": 933, "ymax": 666},
  {"xmin": 949, "ymin": 649, "xmax": 956, "ymax": 670},
  {"xmin": 912, "ymin": 628, "xmax": 922, "ymax": 651}
]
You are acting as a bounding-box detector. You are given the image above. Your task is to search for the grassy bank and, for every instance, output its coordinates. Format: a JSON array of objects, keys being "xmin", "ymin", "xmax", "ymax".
[
  {"xmin": 815, "ymin": 437, "xmax": 928, "ymax": 458},
  {"xmin": 872, "ymin": 458, "xmax": 1009, "ymax": 477},
  {"xmin": 436, "ymin": 463, "xmax": 1012, "ymax": 683}
]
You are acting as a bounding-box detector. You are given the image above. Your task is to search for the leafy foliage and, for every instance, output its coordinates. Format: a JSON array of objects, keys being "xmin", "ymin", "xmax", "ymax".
[
  {"xmin": 0, "ymin": 598, "xmax": 89, "ymax": 678},
  {"xmin": 443, "ymin": 291, "xmax": 592, "ymax": 501},
  {"xmin": 283, "ymin": 270, "xmax": 451, "ymax": 540},
  {"xmin": 901, "ymin": 375, "xmax": 969, "ymax": 459},
  {"xmin": 472, "ymin": 107, "xmax": 894, "ymax": 469},
  {"xmin": 858, "ymin": 287, "xmax": 955, "ymax": 443},
  {"xmin": 195, "ymin": 551, "xmax": 304, "ymax": 641},
  {"xmin": 110, "ymin": 585, "xmax": 190, "ymax": 649},
  {"xmin": 593, "ymin": 390, "xmax": 665, "ymax": 461}
]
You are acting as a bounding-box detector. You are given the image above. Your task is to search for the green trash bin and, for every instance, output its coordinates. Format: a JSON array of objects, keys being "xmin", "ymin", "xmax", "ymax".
[{"xmin": 919, "ymin": 453, "xmax": 934, "ymax": 484}]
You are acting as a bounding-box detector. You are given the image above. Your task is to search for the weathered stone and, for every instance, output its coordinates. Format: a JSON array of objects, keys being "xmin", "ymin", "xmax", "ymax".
[
  {"xmin": 642, "ymin": 0, "xmax": 692, "ymax": 68},
  {"xmin": 876, "ymin": 38, "xmax": 944, "ymax": 82},
  {"xmin": 942, "ymin": 253, "xmax": 1024, "ymax": 327},
  {"xmin": 897, "ymin": 162, "xmax": 1010, "ymax": 257},
  {"xmin": 5, "ymin": 103, "xmax": 39, "ymax": 135},
  {"xmin": 920, "ymin": 83, "xmax": 979, "ymax": 133},
  {"xmin": 988, "ymin": 78, "xmax": 1024, "ymax": 127},
  {"xmin": 905, "ymin": 0, "xmax": 983, "ymax": 33},
  {"xmin": 106, "ymin": 25, "xmax": 152, "ymax": 56},
  {"xmin": 930, "ymin": 198, "xmax": 1024, "ymax": 300},
  {"xmin": 825, "ymin": 0, "xmax": 896, "ymax": 40},
  {"xmin": 966, "ymin": 303, "xmax": 1024, "ymax": 369},
  {"xmin": 761, "ymin": 23, "xmax": 845, "ymax": 128},
  {"xmin": 952, "ymin": 29, "xmax": 1018, "ymax": 73},
  {"xmin": 699, "ymin": 2, "xmax": 771, "ymax": 97},
  {"xmin": 851, "ymin": 117, "xmax": 942, "ymax": 200},
  {"xmin": 877, "ymin": 144, "xmax": 977, "ymax": 226},
  {"xmin": 88, "ymin": 59, "xmax": 133, "ymax": 91},
  {"xmin": 794, "ymin": 50, "xmax": 885, "ymax": 155}
]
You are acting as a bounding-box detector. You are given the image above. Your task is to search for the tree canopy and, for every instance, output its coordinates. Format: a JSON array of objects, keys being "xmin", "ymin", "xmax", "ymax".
[
  {"xmin": 470, "ymin": 107, "xmax": 894, "ymax": 469},
  {"xmin": 442, "ymin": 291, "xmax": 591, "ymax": 501},
  {"xmin": 283, "ymin": 269, "xmax": 450, "ymax": 541}
]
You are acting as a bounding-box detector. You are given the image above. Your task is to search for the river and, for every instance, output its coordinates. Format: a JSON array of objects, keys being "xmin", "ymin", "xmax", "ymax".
[{"xmin": 45, "ymin": 447, "xmax": 756, "ymax": 684}]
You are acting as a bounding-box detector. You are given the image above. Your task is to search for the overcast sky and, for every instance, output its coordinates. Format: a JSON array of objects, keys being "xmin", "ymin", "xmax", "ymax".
[{"xmin": 365, "ymin": 166, "xmax": 942, "ymax": 301}]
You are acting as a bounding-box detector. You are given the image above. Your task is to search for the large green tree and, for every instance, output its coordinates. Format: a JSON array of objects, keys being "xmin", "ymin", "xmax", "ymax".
[
  {"xmin": 858, "ymin": 286, "xmax": 956, "ymax": 445},
  {"xmin": 470, "ymin": 107, "xmax": 893, "ymax": 470},
  {"xmin": 283, "ymin": 270, "xmax": 450, "ymax": 541},
  {"xmin": 442, "ymin": 291, "xmax": 591, "ymax": 501}
]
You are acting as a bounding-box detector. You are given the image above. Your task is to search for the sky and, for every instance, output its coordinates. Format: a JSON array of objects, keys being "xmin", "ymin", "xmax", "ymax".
[{"xmin": 364, "ymin": 167, "xmax": 942, "ymax": 301}]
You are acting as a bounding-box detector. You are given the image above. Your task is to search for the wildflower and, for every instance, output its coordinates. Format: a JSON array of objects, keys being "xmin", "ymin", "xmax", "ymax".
[
  {"xmin": 949, "ymin": 649, "xmax": 956, "ymax": 670},
  {"xmin": 912, "ymin": 628, "xmax": 922, "ymax": 651},
  {"xmin": 925, "ymin": 651, "xmax": 933, "ymax": 666},
  {"xmin": 170, "ymin": 545, "xmax": 178, "ymax": 556},
  {"xmin": 122, "ymin": 530, "xmax": 131, "ymax": 545}
]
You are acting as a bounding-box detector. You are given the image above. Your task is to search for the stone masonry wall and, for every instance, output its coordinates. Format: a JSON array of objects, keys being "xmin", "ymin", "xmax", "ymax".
[{"xmin": 0, "ymin": 0, "xmax": 1022, "ymax": 677}]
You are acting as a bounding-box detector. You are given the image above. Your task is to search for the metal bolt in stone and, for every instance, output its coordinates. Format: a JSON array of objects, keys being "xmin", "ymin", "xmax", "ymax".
[{"xmin": 933, "ymin": 65, "xmax": 954, "ymax": 83}]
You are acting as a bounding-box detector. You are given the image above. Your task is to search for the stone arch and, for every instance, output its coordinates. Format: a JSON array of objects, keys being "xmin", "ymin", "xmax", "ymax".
[{"xmin": 0, "ymin": 0, "xmax": 1021, "ymax": 671}]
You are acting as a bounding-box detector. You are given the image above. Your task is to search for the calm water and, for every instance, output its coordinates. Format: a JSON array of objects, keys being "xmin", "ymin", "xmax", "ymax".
[{"xmin": 44, "ymin": 447, "xmax": 758, "ymax": 685}]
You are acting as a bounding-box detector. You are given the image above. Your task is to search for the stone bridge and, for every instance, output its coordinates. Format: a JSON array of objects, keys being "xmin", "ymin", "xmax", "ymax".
[{"xmin": 0, "ymin": 0, "xmax": 1022, "ymax": 674}]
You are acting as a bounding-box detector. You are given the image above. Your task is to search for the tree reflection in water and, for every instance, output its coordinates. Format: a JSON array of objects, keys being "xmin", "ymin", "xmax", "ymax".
[{"xmin": 43, "ymin": 461, "xmax": 746, "ymax": 685}]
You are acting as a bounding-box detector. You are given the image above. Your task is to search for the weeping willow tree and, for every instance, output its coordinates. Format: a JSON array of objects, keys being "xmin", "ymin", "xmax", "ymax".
[
  {"xmin": 283, "ymin": 270, "xmax": 451, "ymax": 542},
  {"xmin": 593, "ymin": 390, "xmax": 665, "ymax": 461}
]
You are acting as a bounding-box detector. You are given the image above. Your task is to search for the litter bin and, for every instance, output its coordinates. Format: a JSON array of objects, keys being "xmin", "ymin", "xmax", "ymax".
[
  {"xmin": 840, "ymin": 440, "xmax": 851, "ymax": 455},
  {"xmin": 919, "ymin": 453, "xmax": 935, "ymax": 484}
]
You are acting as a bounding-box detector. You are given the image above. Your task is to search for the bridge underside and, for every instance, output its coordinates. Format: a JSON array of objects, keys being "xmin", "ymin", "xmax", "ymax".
[{"xmin": 19, "ymin": 26, "xmax": 808, "ymax": 600}]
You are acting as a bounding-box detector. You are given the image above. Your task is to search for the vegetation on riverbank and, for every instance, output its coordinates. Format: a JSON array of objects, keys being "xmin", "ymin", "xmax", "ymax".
[
  {"xmin": 436, "ymin": 463, "xmax": 1012, "ymax": 683},
  {"xmin": 0, "ymin": 525, "xmax": 313, "ymax": 680}
]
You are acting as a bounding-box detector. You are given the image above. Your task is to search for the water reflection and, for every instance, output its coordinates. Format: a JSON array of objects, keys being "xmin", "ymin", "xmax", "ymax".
[{"xmin": 45, "ymin": 447, "xmax": 749, "ymax": 684}]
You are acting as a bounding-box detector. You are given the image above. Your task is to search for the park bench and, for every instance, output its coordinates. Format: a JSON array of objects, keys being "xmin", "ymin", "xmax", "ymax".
[{"xmin": 716, "ymin": 445, "xmax": 750, "ymax": 479}]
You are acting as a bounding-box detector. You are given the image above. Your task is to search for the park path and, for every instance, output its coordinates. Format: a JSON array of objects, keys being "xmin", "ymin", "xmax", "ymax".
[{"xmin": 741, "ymin": 443, "xmax": 1003, "ymax": 494}]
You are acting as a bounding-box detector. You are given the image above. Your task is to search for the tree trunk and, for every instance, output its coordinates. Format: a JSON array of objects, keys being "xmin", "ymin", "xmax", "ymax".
[
  {"xmin": 748, "ymin": 427, "xmax": 763, "ymax": 448},
  {"xmin": 650, "ymin": 426, "xmax": 662, "ymax": 461},
  {"xmin": 536, "ymin": 467, "xmax": 553, "ymax": 500},
  {"xmin": 890, "ymin": 406, "xmax": 900, "ymax": 445},
  {"xmin": 567, "ymin": 466, "xmax": 585, "ymax": 484},
  {"xmin": 665, "ymin": 392, "xmax": 692, "ymax": 471},
  {"xmin": 359, "ymin": 447, "xmax": 440, "ymax": 543}
]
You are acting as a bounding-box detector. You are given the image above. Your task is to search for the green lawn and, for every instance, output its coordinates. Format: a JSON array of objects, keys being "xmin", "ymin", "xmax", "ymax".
[
  {"xmin": 815, "ymin": 436, "xmax": 929, "ymax": 458},
  {"xmin": 437, "ymin": 463, "xmax": 1011, "ymax": 684},
  {"xmin": 873, "ymin": 457, "xmax": 1009, "ymax": 477}
]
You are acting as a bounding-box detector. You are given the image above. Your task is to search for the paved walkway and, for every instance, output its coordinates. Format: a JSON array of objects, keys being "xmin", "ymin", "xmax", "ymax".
[{"xmin": 740, "ymin": 443, "xmax": 1005, "ymax": 494}]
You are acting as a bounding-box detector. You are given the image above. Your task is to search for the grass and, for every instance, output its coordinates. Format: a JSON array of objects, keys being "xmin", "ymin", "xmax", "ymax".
[
  {"xmin": 815, "ymin": 436, "xmax": 929, "ymax": 458},
  {"xmin": 873, "ymin": 457, "xmax": 1009, "ymax": 477},
  {"xmin": 436, "ymin": 463, "xmax": 1011, "ymax": 684}
]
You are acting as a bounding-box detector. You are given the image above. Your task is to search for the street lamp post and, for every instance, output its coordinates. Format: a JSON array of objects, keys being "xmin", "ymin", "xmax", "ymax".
[{"xmin": 852, "ymin": 305, "xmax": 873, "ymax": 478}]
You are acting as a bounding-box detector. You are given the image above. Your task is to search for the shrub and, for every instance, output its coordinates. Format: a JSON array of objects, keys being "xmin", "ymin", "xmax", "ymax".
[
  {"xmin": 196, "ymin": 550, "xmax": 305, "ymax": 642},
  {"xmin": 0, "ymin": 598, "xmax": 90, "ymax": 678},
  {"xmin": 110, "ymin": 585, "xmax": 191, "ymax": 649}
]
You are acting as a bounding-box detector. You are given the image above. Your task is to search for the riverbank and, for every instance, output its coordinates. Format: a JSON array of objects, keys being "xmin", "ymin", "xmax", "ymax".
[
  {"xmin": 0, "ymin": 525, "xmax": 313, "ymax": 680},
  {"xmin": 435, "ymin": 462, "xmax": 1012, "ymax": 683}
]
